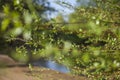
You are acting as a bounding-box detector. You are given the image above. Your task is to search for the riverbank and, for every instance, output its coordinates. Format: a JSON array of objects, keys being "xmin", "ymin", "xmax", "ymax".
[
  {"xmin": 0, "ymin": 66, "xmax": 87, "ymax": 80},
  {"xmin": 0, "ymin": 54, "xmax": 87, "ymax": 80}
]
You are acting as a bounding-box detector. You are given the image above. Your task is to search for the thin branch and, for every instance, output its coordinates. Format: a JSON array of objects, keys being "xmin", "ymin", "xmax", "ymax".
[
  {"xmin": 50, "ymin": 20, "xmax": 120, "ymax": 25},
  {"xmin": 6, "ymin": 37, "xmax": 27, "ymax": 43},
  {"xmin": 51, "ymin": 21, "xmax": 86, "ymax": 25}
]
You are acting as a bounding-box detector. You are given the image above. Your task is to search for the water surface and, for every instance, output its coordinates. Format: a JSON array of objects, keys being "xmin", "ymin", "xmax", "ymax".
[{"xmin": 33, "ymin": 59, "xmax": 70, "ymax": 73}]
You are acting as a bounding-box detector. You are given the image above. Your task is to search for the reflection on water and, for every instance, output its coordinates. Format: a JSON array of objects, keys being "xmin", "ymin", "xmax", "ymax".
[{"xmin": 33, "ymin": 59, "xmax": 70, "ymax": 73}]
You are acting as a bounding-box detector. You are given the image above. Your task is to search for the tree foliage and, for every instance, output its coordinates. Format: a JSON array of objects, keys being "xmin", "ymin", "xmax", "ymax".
[
  {"xmin": 0, "ymin": 0, "xmax": 54, "ymax": 54},
  {"xmin": 52, "ymin": 0, "xmax": 120, "ymax": 79},
  {"xmin": 0, "ymin": 0, "xmax": 120, "ymax": 79},
  {"xmin": 42, "ymin": 0, "xmax": 120, "ymax": 79}
]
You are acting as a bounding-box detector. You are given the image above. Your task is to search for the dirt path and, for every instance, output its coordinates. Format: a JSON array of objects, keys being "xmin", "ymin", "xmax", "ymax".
[
  {"xmin": 0, "ymin": 67, "xmax": 87, "ymax": 80},
  {"xmin": 0, "ymin": 54, "xmax": 87, "ymax": 80},
  {"xmin": 0, "ymin": 67, "xmax": 33, "ymax": 80}
]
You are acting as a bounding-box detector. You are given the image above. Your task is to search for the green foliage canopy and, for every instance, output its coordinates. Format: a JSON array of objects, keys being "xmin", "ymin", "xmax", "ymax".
[
  {"xmin": 0, "ymin": 0, "xmax": 120, "ymax": 79},
  {"xmin": 45, "ymin": 0, "xmax": 120, "ymax": 79}
]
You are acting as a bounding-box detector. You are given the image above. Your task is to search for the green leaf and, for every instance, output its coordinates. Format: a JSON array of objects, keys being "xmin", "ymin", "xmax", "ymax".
[
  {"xmin": 14, "ymin": 0, "xmax": 20, "ymax": 5},
  {"xmin": 1, "ymin": 19, "xmax": 10, "ymax": 31},
  {"xmin": 82, "ymin": 53, "xmax": 90, "ymax": 63}
]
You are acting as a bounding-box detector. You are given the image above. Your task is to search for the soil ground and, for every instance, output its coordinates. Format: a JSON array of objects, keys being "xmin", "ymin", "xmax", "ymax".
[
  {"xmin": 0, "ymin": 67, "xmax": 87, "ymax": 80},
  {"xmin": 0, "ymin": 55, "xmax": 87, "ymax": 80}
]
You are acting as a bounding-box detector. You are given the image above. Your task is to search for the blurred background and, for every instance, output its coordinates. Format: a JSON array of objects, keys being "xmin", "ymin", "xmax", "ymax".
[{"xmin": 0, "ymin": 0, "xmax": 120, "ymax": 79}]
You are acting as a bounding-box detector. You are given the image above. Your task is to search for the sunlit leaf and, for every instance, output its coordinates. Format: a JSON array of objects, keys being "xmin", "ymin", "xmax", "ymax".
[
  {"xmin": 14, "ymin": 0, "xmax": 20, "ymax": 5},
  {"xmin": 23, "ymin": 31, "xmax": 31, "ymax": 40},
  {"xmin": 1, "ymin": 19, "xmax": 10, "ymax": 31},
  {"xmin": 12, "ymin": 27, "xmax": 23, "ymax": 36}
]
